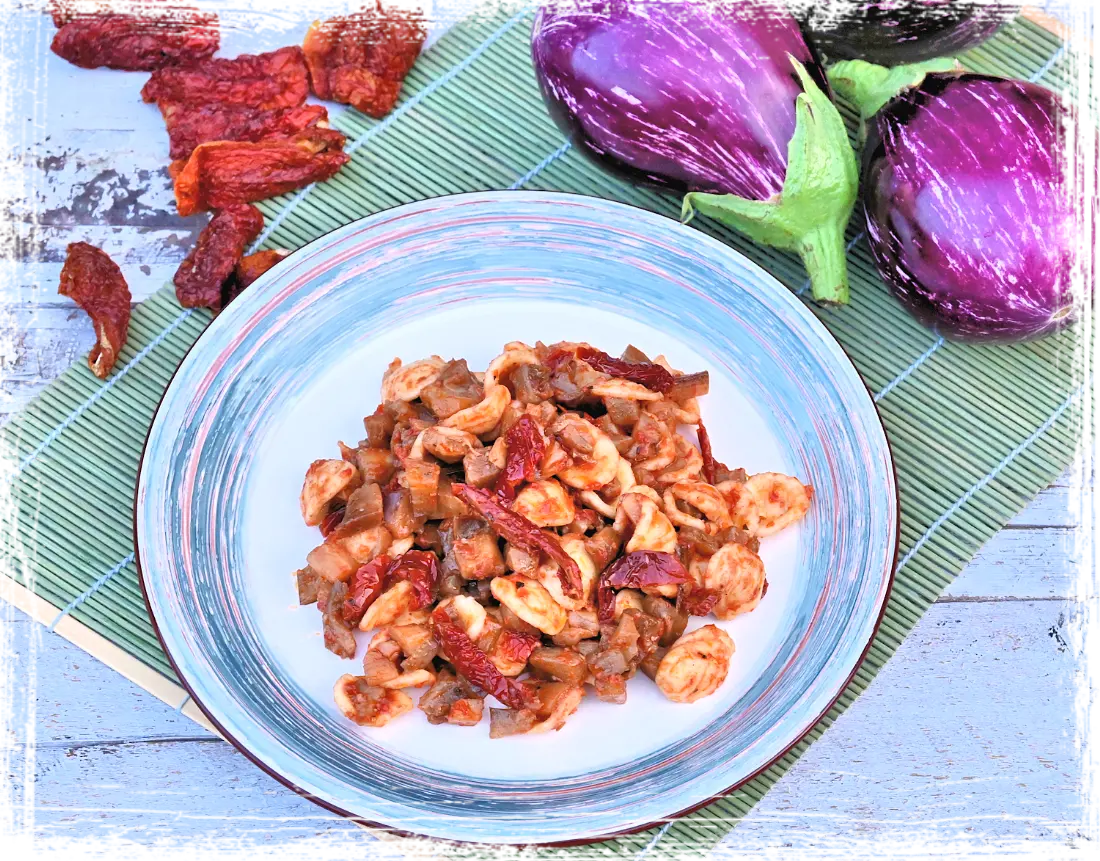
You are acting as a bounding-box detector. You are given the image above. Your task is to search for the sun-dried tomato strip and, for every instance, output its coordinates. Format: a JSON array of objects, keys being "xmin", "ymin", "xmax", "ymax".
[
  {"xmin": 319, "ymin": 508, "xmax": 345, "ymax": 538},
  {"xmin": 597, "ymin": 551, "xmax": 688, "ymax": 624},
  {"xmin": 496, "ymin": 629, "xmax": 540, "ymax": 665},
  {"xmin": 384, "ymin": 549, "xmax": 439, "ymax": 609},
  {"xmin": 697, "ymin": 419, "xmax": 717, "ymax": 485},
  {"xmin": 432, "ymin": 608, "xmax": 537, "ymax": 710},
  {"xmin": 170, "ymin": 128, "xmax": 349, "ymax": 217},
  {"xmin": 58, "ymin": 242, "xmax": 132, "ymax": 380},
  {"xmin": 161, "ymin": 101, "xmax": 328, "ymax": 161},
  {"xmin": 574, "ymin": 346, "xmax": 676, "ymax": 393},
  {"xmin": 342, "ymin": 557, "xmax": 388, "ymax": 626},
  {"xmin": 142, "ymin": 46, "xmax": 309, "ymax": 111},
  {"xmin": 173, "ymin": 204, "xmax": 264, "ymax": 310},
  {"xmin": 50, "ymin": 5, "xmax": 219, "ymax": 71},
  {"xmin": 452, "ymin": 484, "xmax": 583, "ymax": 599},
  {"xmin": 494, "ymin": 415, "xmax": 546, "ymax": 501},
  {"xmin": 303, "ymin": 5, "xmax": 426, "ymax": 119}
]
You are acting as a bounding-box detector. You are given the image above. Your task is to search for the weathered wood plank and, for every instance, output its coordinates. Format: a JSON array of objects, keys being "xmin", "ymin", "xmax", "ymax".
[
  {"xmin": 720, "ymin": 599, "xmax": 1083, "ymax": 852},
  {"xmin": 941, "ymin": 527, "xmax": 1080, "ymax": 601},
  {"xmin": 5, "ymin": 612, "xmax": 202, "ymax": 747},
  {"xmin": 17, "ymin": 600, "xmax": 1080, "ymax": 847}
]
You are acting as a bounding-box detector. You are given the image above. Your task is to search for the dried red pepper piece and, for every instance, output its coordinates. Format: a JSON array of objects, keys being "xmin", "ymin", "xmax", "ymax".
[
  {"xmin": 597, "ymin": 550, "xmax": 689, "ymax": 624},
  {"xmin": 171, "ymin": 127, "xmax": 349, "ymax": 216},
  {"xmin": 574, "ymin": 346, "xmax": 676, "ymax": 393},
  {"xmin": 58, "ymin": 242, "xmax": 132, "ymax": 380},
  {"xmin": 431, "ymin": 607, "xmax": 537, "ymax": 710},
  {"xmin": 384, "ymin": 549, "xmax": 439, "ymax": 610},
  {"xmin": 319, "ymin": 508, "xmax": 345, "ymax": 538},
  {"xmin": 452, "ymin": 484, "xmax": 583, "ymax": 600},
  {"xmin": 161, "ymin": 102, "xmax": 328, "ymax": 161},
  {"xmin": 677, "ymin": 584, "xmax": 720, "ymax": 617},
  {"xmin": 494, "ymin": 415, "xmax": 546, "ymax": 501},
  {"xmin": 51, "ymin": 4, "xmax": 219, "ymax": 71},
  {"xmin": 303, "ymin": 2, "xmax": 426, "ymax": 119},
  {"xmin": 342, "ymin": 557, "xmax": 389, "ymax": 626},
  {"xmin": 173, "ymin": 204, "xmax": 264, "ymax": 310},
  {"xmin": 496, "ymin": 629, "xmax": 540, "ymax": 665},
  {"xmin": 697, "ymin": 419, "xmax": 717, "ymax": 485},
  {"xmin": 142, "ymin": 46, "xmax": 310, "ymax": 112}
]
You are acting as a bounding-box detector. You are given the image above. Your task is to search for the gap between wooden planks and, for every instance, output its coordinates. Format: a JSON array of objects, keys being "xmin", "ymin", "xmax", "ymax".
[{"xmin": 1, "ymin": 573, "xmax": 448, "ymax": 855}]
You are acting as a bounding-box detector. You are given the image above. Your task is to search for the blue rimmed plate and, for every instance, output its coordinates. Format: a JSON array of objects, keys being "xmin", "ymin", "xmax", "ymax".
[{"xmin": 135, "ymin": 191, "xmax": 897, "ymax": 845}]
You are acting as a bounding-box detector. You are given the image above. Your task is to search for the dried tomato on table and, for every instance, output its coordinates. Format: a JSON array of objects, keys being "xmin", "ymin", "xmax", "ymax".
[
  {"xmin": 341, "ymin": 556, "xmax": 388, "ymax": 626},
  {"xmin": 452, "ymin": 483, "xmax": 584, "ymax": 600},
  {"xmin": 597, "ymin": 550, "xmax": 688, "ymax": 624},
  {"xmin": 173, "ymin": 204, "xmax": 264, "ymax": 310},
  {"xmin": 222, "ymin": 249, "xmax": 288, "ymax": 305},
  {"xmin": 58, "ymin": 242, "xmax": 132, "ymax": 380},
  {"xmin": 170, "ymin": 127, "xmax": 350, "ymax": 216},
  {"xmin": 142, "ymin": 46, "xmax": 310, "ymax": 112},
  {"xmin": 431, "ymin": 607, "xmax": 537, "ymax": 710},
  {"xmin": 50, "ymin": 3, "xmax": 219, "ymax": 71},
  {"xmin": 161, "ymin": 102, "xmax": 329, "ymax": 161},
  {"xmin": 303, "ymin": 2, "xmax": 426, "ymax": 118},
  {"xmin": 494, "ymin": 415, "xmax": 546, "ymax": 501}
]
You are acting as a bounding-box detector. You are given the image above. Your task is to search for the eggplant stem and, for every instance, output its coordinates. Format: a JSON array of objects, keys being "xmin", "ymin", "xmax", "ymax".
[
  {"xmin": 798, "ymin": 224, "xmax": 850, "ymax": 305},
  {"xmin": 680, "ymin": 57, "xmax": 858, "ymax": 306}
]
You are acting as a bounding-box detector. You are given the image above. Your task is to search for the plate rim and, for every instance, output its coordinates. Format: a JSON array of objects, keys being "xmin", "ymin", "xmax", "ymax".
[{"xmin": 133, "ymin": 189, "xmax": 901, "ymax": 847}]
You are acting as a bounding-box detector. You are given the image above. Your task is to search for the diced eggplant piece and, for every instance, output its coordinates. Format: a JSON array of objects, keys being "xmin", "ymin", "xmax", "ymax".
[
  {"xmin": 419, "ymin": 359, "xmax": 483, "ymax": 419},
  {"xmin": 452, "ymin": 516, "xmax": 505, "ymax": 580},
  {"xmin": 388, "ymin": 623, "xmax": 438, "ymax": 672},
  {"xmin": 296, "ymin": 566, "xmax": 320, "ymax": 605},
  {"xmin": 356, "ymin": 447, "xmax": 396, "ymax": 484},
  {"xmin": 528, "ymin": 646, "xmax": 587, "ymax": 685},
  {"xmin": 363, "ymin": 407, "xmax": 396, "ymax": 448},
  {"xmin": 507, "ymin": 363, "xmax": 553, "ymax": 404},
  {"xmin": 584, "ymin": 527, "xmax": 623, "ymax": 574},
  {"xmin": 307, "ymin": 542, "xmax": 358, "ymax": 583},
  {"xmin": 488, "ymin": 707, "xmax": 539, "ymax": 738},
  {"xmin": 405, "ymin": 459, "xmax": 440, "ymax": 517},
  {"xmin": 462, "ymin": 448, "xmax": 502, "ymax": 489},
  {"xmin": 383, "ymin": 486, "xmax": 421, "ymax": 539}
]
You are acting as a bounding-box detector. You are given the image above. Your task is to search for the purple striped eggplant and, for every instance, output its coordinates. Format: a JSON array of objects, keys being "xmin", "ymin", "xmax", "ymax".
[
  {"xmin": 531, "ymin": 0, "xmax": 859, "ymax": 304},
  {"xmin": 800, "ymin": 1, "xmax": 1019, "ymax": 66},
  {"xmin": 830, "ymin": 60, "xmax": 1078, "ymax": 342}
]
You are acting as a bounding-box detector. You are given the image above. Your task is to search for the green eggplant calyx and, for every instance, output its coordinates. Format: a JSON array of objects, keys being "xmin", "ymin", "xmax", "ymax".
[
  {"xmin": 827, "ymin": 57, "xmax": 962, "ymax": 139},
  {"xmin": 681, "ymin": 56, "xmax": 857, "ymax": 305}
]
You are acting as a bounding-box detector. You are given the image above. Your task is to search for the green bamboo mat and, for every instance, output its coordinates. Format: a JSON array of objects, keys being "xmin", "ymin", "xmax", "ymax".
[{"xmin": 2, "ymin": 6, "xmax": 1087, "ymax": 855}]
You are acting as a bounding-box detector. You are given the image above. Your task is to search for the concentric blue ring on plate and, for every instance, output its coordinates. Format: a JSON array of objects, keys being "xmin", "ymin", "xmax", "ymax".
[{"xmin": 136, "ymin": 191, "xmax": 897, "ymax": 845}]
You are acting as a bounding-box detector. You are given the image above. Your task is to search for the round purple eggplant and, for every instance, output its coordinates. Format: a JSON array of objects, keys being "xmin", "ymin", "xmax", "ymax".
[
  {"xmin": 531, "ymin": 0, "xmax": 859, "ymax": 304},
  {"xmin": 801, "ymin": 1, "xmax": 1019, "ymax": 65},
  {"xmin": 830, "ymin": 61, "xmax": 1077, "ymax": 342}
]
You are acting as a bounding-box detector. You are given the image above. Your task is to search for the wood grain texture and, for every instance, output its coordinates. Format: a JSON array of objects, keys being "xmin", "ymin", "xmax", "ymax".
[{"xmin": 3, "ymin": 0, "xmax": 1087, "ymax": 852}]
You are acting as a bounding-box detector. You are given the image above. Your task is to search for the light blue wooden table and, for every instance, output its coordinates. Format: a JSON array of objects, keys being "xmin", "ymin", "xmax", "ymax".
[{"xmin": 2, "ymin": 2, "xmax": 1088, "ymax": 855}]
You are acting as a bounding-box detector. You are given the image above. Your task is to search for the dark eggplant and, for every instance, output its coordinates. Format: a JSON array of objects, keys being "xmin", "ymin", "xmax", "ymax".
[
  {"xmin": 799, "ymin": 1, "xmax": 1019, "ymax": 65},
  {"xmin": 831, "ymin": 61, "xmax": 1078, "ymax": 342},
  {"xmin": 532, "ymin": 0, "xmax": 858, "ymax": 304}
]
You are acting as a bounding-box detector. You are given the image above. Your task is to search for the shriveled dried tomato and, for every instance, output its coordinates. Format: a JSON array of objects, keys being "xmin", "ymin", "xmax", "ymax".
[
  {"xmin": 452, "ymin": 484, "xmax": 583, "ymax": 600},
  {"xmin": 58, "ymin": 242, "xmax": 132, "ymax": 380},
  {"xmin": 697, "ymin": 419, "xmax": 717, "ymax": 485},
  {"xmin": 303, "ymin": 3, "xmax": 426, "ymax": 119},
  {"xmin": 161, "ymin": 101, "xmax": 328, "ymax": 161},
  {"xmin": 342, "ymin": 557, "xmax": 388, "ymax": 626},
  {"xmin": 494, "ymin": 415, "xmax": 546, "ymax": 501},
  {"xmin": 574, "ymin": 346, "xmax": 676, "ymax": 393},
  {"xmin": 171, "ymin": 127, "xmax": 349, "ymax": 216},
  {"xmin": 384, "ymin": 549, "xmax": 439, "ymax": 609},
  {"xmin": 142, "ymin": 46, "xmax": 309, "ymax": 111},
  {"xmin": 431, "ymin": 607, "xmax": 537, "ymax": 710},
  {"xmin": 544, "ymin": 348, "xmax": 572, "ymax": 372},
  {"xmin": 51, "ymin": 4, "xmax": 219, "ymax": 71},
  {"xmin": 597, "ymin": 550, "xmax": 689, "ymax": 624},
  {"xmin": 173, "ymin": 204, "xmax": 264, "ymax": 310},
  {"xmin": 221, "ymin": 249, "xmax": 287, "ymax": 306},
  {"xmin": 677, "ymin": 584, "xmax": 720, "ymax": 617}
]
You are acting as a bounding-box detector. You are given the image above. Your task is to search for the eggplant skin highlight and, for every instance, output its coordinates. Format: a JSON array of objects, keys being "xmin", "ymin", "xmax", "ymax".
[
  {"xmin": 800, "ymin": 0, "xmax": 1019, "ymax": 66},
  {"xmin": 861, "ymin": 72, "xmax": 1078, "ymax": 343}
]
